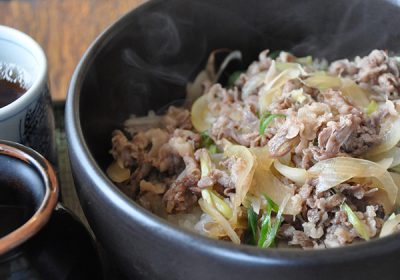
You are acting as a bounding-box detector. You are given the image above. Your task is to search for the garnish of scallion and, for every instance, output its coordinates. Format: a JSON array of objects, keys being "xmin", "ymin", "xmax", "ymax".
[
  {"xmin": 258, "ymin": 195, "xmax": 281, "ymax": 248},
  {"xmin": 366, "ymin": 100, "xmax": 378, "ymax": 116},
  {"xmin": 341, "ymin": 203, "xmax": 370, "ymax": 241},
  {"xmin": 247, "ymin": 207, "xmax": 258, "ymax": 245},
  {"xmin": 227, "ymin": 71, "xmax": 242, "ymax": 88},
  {"xmin": 259, "ymin": 112, "xmax": 286, "ymax": 135},
  {"xmin": 200, "ymin": 131, "xmax": 219, "ymax": 154}
]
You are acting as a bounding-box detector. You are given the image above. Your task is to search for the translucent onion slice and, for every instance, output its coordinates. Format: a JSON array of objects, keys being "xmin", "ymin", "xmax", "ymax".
[
  {"xmin": 380, "ymin": 214, "xmax": 400, "ymax": 238},
  {"xmin": 242, "ymin": 61, "xmax": 280, "ymax": 100},
  {"xmin": 389, "ymin": 172, "xmax": 400, "ymax": 205},
  {"xmin": 275, "ymin": 62, "xmax": 301, "ymax": 71},
  {"xmin": 308, "ymin": 157, "xmax": 398, "ymax": 207},
  {"xmin": 303, "ymin": 73, "xmax": 341, "ymax": 90},
  {"xmin": 214, "ymin": 50, "xmax": 242, "ymax": 82},
  {"xmin": 106, "ymin": 161, "xmax": 131, "ymax": 183},
  {"xmin": 302, "ymin": 75, "xmax": 370, "ymax": 108},
  {"xmin": 250, "ymin": 146, "xmax": 274, "ymax": 171},
  {"xmin": 224, "ymin": 145, "xmax": 257, "ymax": 220},
  {"xmin": 368, "ymin": 147, "xmax": 400, "ymax": 168},
  {"xmin": 340, "ymin": 79, "xmax": 370, "ymax": 107},
  {"xmin": 191, "ymin": 94, "xmax": 211, "ymax": 132},
  {"xmin": 242, "ymin": 71, "xmax": 268, "ymax": 99},
  {"xmin": 377, "ymin": 157, "xmax": 394, "ymax": 170},
  {"xmin": 243, "ymin": 194, "xmax": 262, "ymax": 215},
  {"xmin": 364, "ymin": 117, "xmax": 400, "ymax": 157},
  {"xmin": 259, "ymin": 66, "xmax": 303, "ymax": 113},
  {"xmin": 201, "ymin": 189, "xmax": 233, "ymax": 219},
  {"xmin": 198, "ymin": 198, "xmax": 241, "ymax": 244},
  {"xmin": 274, "ymin": 160, "xmax": 307, "ymax": 186},
  {"xmin": 186, "ymin": 49, "xmax": 242, "ymax": 105},
  {"xmin": 252, "ymin": 169, "xmax": 299, "ymax": 215}
]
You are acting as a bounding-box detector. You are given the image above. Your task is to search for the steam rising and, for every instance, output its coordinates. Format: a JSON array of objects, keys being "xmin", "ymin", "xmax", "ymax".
[
  {"xmin": 122, "ymin": 11, "xmax": 206, "ymax": 86},
  {"xmin": 290, "ymin": 0, "xmax": 399, "ymax": 59},
  {"xmin": 120, "ymin": 0, "xmax": 400, "ymax": 88}
]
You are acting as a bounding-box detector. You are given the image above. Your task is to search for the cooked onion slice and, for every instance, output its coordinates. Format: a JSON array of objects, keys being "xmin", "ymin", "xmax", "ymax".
[
  {"xmin": 259, "ymin": 66, "xmax": 303, "ymax": 113},
  {"xmin": 365, "ymin": 117, "xmax": 400, "ymax": 157},
  {"xmin": 191, "ymin": 94, "xmax": 212, "ymax": 132},
  {"xmin": 250, "ymin": 146, "xmax": 274, "ymax": 171},
  {"xmin": 303, "ymin": 74, "xmax": 370, "ymax": 108},
  {"xmin": 380, "ymin": 214, "xmax": 400, "ymax": 238},
  {"xmin": 224, "ymin": 144, "xmax": 257, "ymax": 221},
  {"xmin": 368, "ymin": 147, "xmax": 400, "ymax": 168},
  {"xmin": 252, "ymin": 169, "xmax": 299, "ymax": 215},
  {"xmin": 303, "ymin": 73, "xmax": 342, "ymax": 90},
  {"xmin": 198, "ymin": 198, "xmax": 241, "ymax": 244},
  {"xmin": 201, "ymin": 189, "xmax": 233, "ymax": 219},
  {"xmin": 389, "ymin": 172, "xmax": 400, "ymax": 205},
  {"xmin": 274, "ymin": 160, "xmax": 307, "ymax": 186},
  {"xmin": 340, "ymin": 79, "xmax": 370, "ymax": 107},
  {"xmin": 107, "ymin": 161, "xmax": 131, "ymax": 183},
  {"xmin": 308, "ymin": 157, "xmax": 398, "ymax": 208}
]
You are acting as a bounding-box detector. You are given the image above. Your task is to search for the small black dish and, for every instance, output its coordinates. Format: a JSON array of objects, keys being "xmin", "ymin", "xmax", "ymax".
[{"xmin": 0, "ymin": 140, "xmax": 103, "ymax": 279}]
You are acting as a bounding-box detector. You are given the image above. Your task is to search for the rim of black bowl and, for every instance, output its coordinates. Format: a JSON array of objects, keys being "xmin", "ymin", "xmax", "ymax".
[
  {"xmin": 66, "ymin": 0, "xmax": 400, "ymax": 267},
  {"xmin": 0, "ymin": 141, "xmax": 59, "ymax": 255}
]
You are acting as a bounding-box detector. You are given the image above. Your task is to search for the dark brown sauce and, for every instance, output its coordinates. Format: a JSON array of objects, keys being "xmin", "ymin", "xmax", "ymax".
[
  {"xmin": 0, "ymin": 79, "xmax": 27, "ymax": 108},
  {"xmin": 0, "ymin": 204, "xmax": 29, "ymax": 238}
]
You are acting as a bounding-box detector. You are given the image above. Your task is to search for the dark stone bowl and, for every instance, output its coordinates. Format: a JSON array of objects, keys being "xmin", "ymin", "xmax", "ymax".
[{"xmin": 65, "ymin": 0, "xmax": 400, "ymax": 279}]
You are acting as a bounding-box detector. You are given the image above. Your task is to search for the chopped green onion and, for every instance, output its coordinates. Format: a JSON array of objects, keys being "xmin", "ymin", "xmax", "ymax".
[
  {"xmin": 247, "ymin": 207, "xmax": 258, "ymax": 244},
  {"xmin": 200, "ymin": 131, "xmax": 220, "ymax": 154},
  {"xmin": 227, "ymin": 71, "xmax": 242, "ymax": 88},
  {"xmin": 269, "ymin": 50, "xmax": 281, "ymax": 59},
  {"xmin": 201, "ymin": 188, "xmax": 212, "ymax": 204},
  {"xmin": 258, "ymin": 195, "xmax": 281, "ymax": 248},
  {"xmin": 209, "ymin": 190, "xmax": 232, "ymax": 219},
  {"xmin": 201, "ymin": 189, "xmax": 232, "ymax": 219},
  {"xmin": 258, "ymin": 210, "xmax": 272, "ymax": 247},
  {"xmin": 259, "ymin": 112, "xmax": 286, "ymax": 135},
  {"xmin": 201, "ymin": 131, "xmax": 214, "ymax": 148},
  {"xmin": 341, "ymin": 203, "xmax": 370, "ymax": 241},
  {"xmin": 366, "ymin": 100, "xmax": 378, "ymax": 116},
  {"xmin": 199, "ymin": 151, "xmax": 232, "ymax": 219},
  {"xmin": 209, "ymin": 144, "xmax": 218, "ymax": 154},
  {"xmin": 264, "ymin": 194, "xmax": 279, "ymax": 213},
  {"xmin": 263, "ymin": 215, "xmax": 282, "ymax": 248}
]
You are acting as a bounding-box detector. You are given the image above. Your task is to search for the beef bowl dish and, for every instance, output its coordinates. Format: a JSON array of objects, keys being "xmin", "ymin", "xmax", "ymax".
[{"xmin": 66, "ymin": 0, "xmax": 400, "ymax": 279}]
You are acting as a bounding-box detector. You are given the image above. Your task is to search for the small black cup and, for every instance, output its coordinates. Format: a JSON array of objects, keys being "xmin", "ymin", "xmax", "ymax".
[{"xmin": 0, "ymin": 140, "xmax": 103, "ymax": 279}]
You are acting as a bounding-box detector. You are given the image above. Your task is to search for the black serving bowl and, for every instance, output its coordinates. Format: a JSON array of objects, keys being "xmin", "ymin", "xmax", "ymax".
[{"xmin": 66, "ymin": 0, "xmax": 400, "ymax": 279}]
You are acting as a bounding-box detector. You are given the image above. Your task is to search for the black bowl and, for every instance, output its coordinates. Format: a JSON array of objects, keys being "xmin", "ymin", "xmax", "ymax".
[{"xmin": 66, "ymin": 0, "xmax": 400, "ymax": 279}]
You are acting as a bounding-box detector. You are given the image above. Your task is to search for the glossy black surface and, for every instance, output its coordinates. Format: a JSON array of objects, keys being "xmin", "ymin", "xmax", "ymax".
[
  {"xmin": 0, "ymin": 141, "xmax": 103, "ymax": 280},
  {"xmin": 0, "ymin": 154, "xmax": 41, "ymax": 238},
  {"xmin": 0, "ymin": 207, "xmax": 103, "ymax": 280},
  {"xmin": 66, "ymin": 0, "xmax": 400, "ymax": 279}
]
